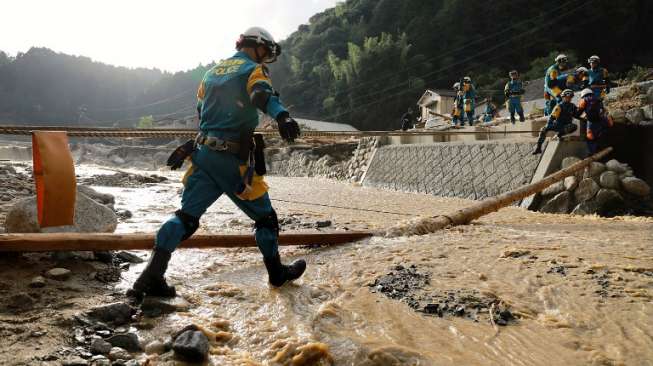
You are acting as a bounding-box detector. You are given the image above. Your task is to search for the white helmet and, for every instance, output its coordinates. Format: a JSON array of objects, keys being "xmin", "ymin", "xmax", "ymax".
[
  {"xmin": 576, "ymin": 66, "xmax": 588, "ymax": 74},
  {"xmin": 560, "ymin": 89, "xmax": 574, "ymax": 98},
  {"xmin": 588, "ymin": 55, "xmax": 600, "ymax": 64},
  {"xmin": 453, "ymin": 82, "xmax": 461, "ymax": 90},
  {"xmin": 463, "ymin": 76, "xmax": 471, "ymax": 82},
  {"xmin": 236, "ymin": 27, "xmax": 281, "ymax": 63},
  {"xmin": 580, "ymin": 88, "xmax": 594, "ymax": 98},
  {"xmin": 555, "ymin": 54, "xmax": 568, "ymax": 63}
]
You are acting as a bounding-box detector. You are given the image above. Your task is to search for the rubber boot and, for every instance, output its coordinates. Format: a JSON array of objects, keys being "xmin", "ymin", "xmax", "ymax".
[
  {"xmin": 510, "ymin": 113, "xmax": 516, "ymax": 124},
  {"xmin": 126, "ymin": 249, "xmax": 176, "ymax": 303},
  {"xmin": 264, "ymin": 254, "xmax": 306, "ymax": 287},
  {"xmin": 519, "ymin": 111, "xmax": 525, "ymax": 122}
]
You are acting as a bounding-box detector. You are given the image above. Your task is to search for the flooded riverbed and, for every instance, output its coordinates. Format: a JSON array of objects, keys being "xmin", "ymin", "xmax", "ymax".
[
  {"xmin": 1, "ymin": 163, "xmax": 652, "ymax": 365},
  {"xmin": 77, "ymin": 166, "xmax": 653, "ymax": 366}
]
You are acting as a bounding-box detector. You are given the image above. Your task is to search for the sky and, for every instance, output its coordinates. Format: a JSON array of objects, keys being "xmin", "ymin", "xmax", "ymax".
[{"xmin": 0, "ymin": 0, "xmax": 338, "ymax": 72}]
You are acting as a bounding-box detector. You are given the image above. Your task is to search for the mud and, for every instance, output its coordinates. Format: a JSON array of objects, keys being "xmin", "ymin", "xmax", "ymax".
[{"xmin": 0, "ymin": 165, "xmax": 652, "ymax": 365}]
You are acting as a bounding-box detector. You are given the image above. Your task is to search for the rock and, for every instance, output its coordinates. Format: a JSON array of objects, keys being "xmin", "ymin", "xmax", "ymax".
[
  {"xmin": 116, "ymin": 209, "xmax": 133, "ymax": 220},
  {"xmin": 108, "ymin": 347, "xmax": 132, "ymax": 361},
  {"xmin": 116, "ymin": 251, "xmax": 144, "ymax": 264},
  {"xmin": 87, "ymin": 302, "xmax": 135, "ymax": 325},
  {"xmin": 61, "ymin": 356, "xmax": 89, "ymax": 366},
  {"xmin": 595, "ymin": 189, "xmax": 624, "ymax": 211},
  {"xmin": 141, "ymin": 296, "xmax": 190, "ymax": 315},
  {"xmin": 599, "ymin": 171, "xmax": 620, "ymax": 189},
  {"xmin": 585, "ymin": 162, "xmax": 606, "ymax": 178},
  {"xmin": 575, "ymin": 178, "xmax": 600, "ymax": 203},
  {"xmin": 111, "ymin": 156, "xmax": 126, "ymax": 165},
  {"xmin": 4, "ymin": 192, "xmax": 117, "ymax": 233},
  {"xmin": 605, "ymin": 159, "xmax": 628, "ymax": 174},
  {"xmin": 541, "ymin": 181, "xmax": 565, "ymax": 196},
  {"xmin": 561, "ymin": 156, "xmax": 581, "ymax": 169},
  {"xmin": 29, "ymin": 276, "xmax": 46, "ymax": 288},
  {"xmin": 90, "ymin": 355, "xmax": 110, "ymax": 366},
  {"xmin": 90, "ymin": 339, "xmax": 113, "ymax": 355},
  {"xmin": 626, "ymin": 108, "xmax": 645, "ymax": 124},
  {"xmin": 571, "ymin": 200, "xmax": 599, "ymax": 215},
  {"xmin": 564, "ymin": 176, "xmax": 578, "ymax": 191},
  {"xmin": 648, "ymin": 85, "xmax": 653, "ymax": 103},
  {"xmin": 144, "ymin": 340, "xmax": 166, "ymax": 355},
  {"xmin": 609, "ymin": 109, "xmax": 626, "ymax": 123},
  {"xmin": 540, "ymin": 191, "xmax": 572, "ymax": 214},
  {"xmin": 77, "ymin": 185, "xmax": 115, "ymax": 206},
  {"xmin": 621, "ymin": 177, "xmax": 651, "ymax": 197},
  {"xmin": 643, "ymin": 104, "xmax": 653, "ymax": 120},
  {"xmin": 106, "ymin": 332, "xmax": 141, "ymax": 352},
  {"xmin": 315, "ymin": 220, "xmax": 332, "ymax": 228},
  {"xmin": 172, "ymin": 330, "xmax": 209, "ymax": 363},
  {"xmin": 123, "ymin": 360, "xmax": 140, "ymax": 366},
  {"xmin": 45, "ymin": 268, "xmax": 71, "ymax": 281}
]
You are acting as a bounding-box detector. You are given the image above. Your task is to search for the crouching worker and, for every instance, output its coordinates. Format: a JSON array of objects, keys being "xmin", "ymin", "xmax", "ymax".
[
  {"xmin": 577, "ymin": 88, "xmax": 613, "ymax": 155},
  {"xmin": 127, "ymin": 27, "xmax": 306, "ymax": 302},
  {"xmin": 532, "ymin": 89, "xmax": 580, "ymax": 155}
]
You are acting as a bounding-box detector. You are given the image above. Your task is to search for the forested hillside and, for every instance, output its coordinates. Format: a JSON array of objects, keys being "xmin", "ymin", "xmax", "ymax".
[
  {"xmin": 271, "ymin": 0, "xmax": 653, "ymax": 129},
  {"xmin": 0, "ymin": 0, "xmax": 651, "ymax": 129},
  {"xmin": 0, "ymin": 48, "xmax": 209, "ymax": 126}
]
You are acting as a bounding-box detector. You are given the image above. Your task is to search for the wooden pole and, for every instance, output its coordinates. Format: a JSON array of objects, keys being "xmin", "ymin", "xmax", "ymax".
[
  {"xmin": 387, "ymin": 147, "xmax": 614, "ymax": 236},
  {"xmin": 0, "ymin": 231, "xmax": 374, "ymax": 252}
]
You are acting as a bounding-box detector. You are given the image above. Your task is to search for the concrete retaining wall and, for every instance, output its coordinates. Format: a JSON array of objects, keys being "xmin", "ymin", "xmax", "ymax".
[{"xmin": 362, "ymin": 139, "xmax": 542, "ymax": 200}]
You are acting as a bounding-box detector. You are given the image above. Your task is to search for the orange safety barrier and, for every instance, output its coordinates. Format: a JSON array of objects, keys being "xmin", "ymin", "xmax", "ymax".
[{"xmin": 32, "ymin": 131, "xmax": 76, "ymax": 227}]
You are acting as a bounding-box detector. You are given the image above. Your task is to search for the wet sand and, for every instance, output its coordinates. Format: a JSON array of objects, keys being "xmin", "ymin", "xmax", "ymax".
[{"xmin": 1, "ymin": 168, "xmax": 652, "ymax": 365}]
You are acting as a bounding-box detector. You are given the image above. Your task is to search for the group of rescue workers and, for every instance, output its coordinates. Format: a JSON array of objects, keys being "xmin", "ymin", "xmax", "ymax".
[
  {"xmin": 128, "ymin": 27, "xmax": 616, "ymax": 300},
  {"xmin": 447, "ymin": 53, "xmax": 613, "ymax": 155}
]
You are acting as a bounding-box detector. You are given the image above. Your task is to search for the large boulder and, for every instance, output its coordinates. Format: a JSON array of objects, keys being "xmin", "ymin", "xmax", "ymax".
[
  {"xmin": 642, "ymin": 104, "xmax": 653, "ymax": 120},
  {"xmin": 564, "ymin": 176, "xmax": 578, "ymax": 191},
  {"xmin": 173, "ymin": 330, "xmax": 209, "ymax": 363},
  {"xmin": 77, "ymin": 185, "xmax": 115, "ymax": 208},
  {"xmin": 584, "ymin": 162, "xmax": 606, "ymax": 179},
  {"xmin": 599, "ymin": 171, "xmax": 621, "ymax": 189},
  {"xmin": 561, "ymin": 156, "xmax": 581, "ymax": 169},
  {"xmin": 571, "ymin": 200, "xmax": 599, "ymax": 216},
  {"xmin": 621, "ymin": 177, "xmax": 651, "ymax": 197},
  {"xmin": 648, "ymin": 85, "xmax": 653, "ymax": 104},
  {"xmin": 625, "ymin": 108, "xmax": 645, "ymax": 124},
  {"xmin": 605, "ymin": 159, "xmax": 628, "ymax": 174},
  {"xmin": 541, "ymin": 181, "xmax": 565, "ymax": 196},
  {"xmin": 575, "ymin": 178, "xmax": 600, "ymax": 203},
  {"xmin": 4, "ymin": 191, "xmax": 117, "ymax": 233},
  {"xmin": 609, "ymin": 109, "xmax": 626, "ymax": 124},
  {"xmin": 595, "ymin": 189, "xmax": 624, "ymax": 211},
  {"xmin": 540, "ymin": 191, "xmax": 572, "ymax": 214}
]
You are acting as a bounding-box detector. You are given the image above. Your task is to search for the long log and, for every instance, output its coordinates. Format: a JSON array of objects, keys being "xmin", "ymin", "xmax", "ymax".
[
  {"xmin": 0, "ymin": 231, "xmax": 374, "ymax": 252},
  {"xmin": 387, "ymin": 147, "xmax": 613, "ymax": 236}
]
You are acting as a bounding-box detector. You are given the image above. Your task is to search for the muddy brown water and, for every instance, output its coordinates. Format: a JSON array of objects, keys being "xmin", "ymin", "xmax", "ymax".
[{"xmin": 3, "ymin": 165, "xmax": 653, "ymax": 365}]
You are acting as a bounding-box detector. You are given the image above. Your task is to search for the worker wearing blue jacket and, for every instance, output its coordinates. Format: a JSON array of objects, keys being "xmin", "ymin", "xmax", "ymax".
[
  {"xmin": 504, "ymin": 70, "xmax": 525, "ymax": 123},
  {"xmin": 585, "ymin": 55, "xmax": 610, "ymax": 98},
  {"xmin": 544, "ymin": 54, "xmax": 570, "ymax": 116},
  {"xmin": 461, "ymin": 76, "xmax": 476, "ymax": 126},
  {"xmin": 128, "ymin": 27, "xmax": 305, "ymax": 302}
]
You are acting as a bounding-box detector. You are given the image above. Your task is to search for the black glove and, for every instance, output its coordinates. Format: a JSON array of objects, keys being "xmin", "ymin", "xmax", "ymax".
[
  {"xmin": 276, "ymin": 112, "xmax": 300, "ymax": 143},
  {"xmin": 166, "ymin": 139, "xmax": 195, "ymax": 170}
]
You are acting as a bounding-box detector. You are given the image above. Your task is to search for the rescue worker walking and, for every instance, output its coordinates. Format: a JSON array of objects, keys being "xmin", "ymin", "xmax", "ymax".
[
  {"xmin": 461, "ymin": 76, "xmax": 476, "ymax": 125},
  {"xmin": 127, "ymin": 27, "xmax": 305, "ymax": 302},
  {"xmin": 504, "ymin": 70, "xmax": 525, "ymax": 123},
  {"xmin": 577, "ymin": 88, "xmax": 613, "ymax": 155},
  {"xmin": 451, "ymin": 82, "xmax": 464, "ymax": 127},
  {"xmin": 544, "ymin": 54, "xmax": 569, "ymax": 116},
  {"xmin": 532, "ymin": 89, "xmax": 580, "ymax": 155},
  {"xmin": 586, "ymin": 55, "xmax": 610, "ymax": 98}
]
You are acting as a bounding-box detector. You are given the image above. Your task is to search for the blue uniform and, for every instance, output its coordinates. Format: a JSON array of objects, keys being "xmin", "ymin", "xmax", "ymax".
[
  {"xmin": 462, "ymin": 82, "xmax": 476, "ymax": 125},
  {"xmin": 452, "ymin": 91, "xmax": 464, "ymax": 126},
  {"xmin": 577, "ymin": 94, "xmax": 613, "ymax": 154},
  {"xmin": 156, "ymin": 51, "xmax": 287, "ymax": 260},
  {"xmin": 536, "ymin": 101, "xmax": 580, "ymax": 147},
  {"xmin": 504, "ymin": 79, "xmax": 525, "ymax": 123},
  {"xmin": 544, "ymin": 64, "xmax": 568, "ymax": 116},
  {"xmin": 482, "ymin": 103, "xmax": 497, "ymax": 122},
  {"xmin": 586, "ymin": 66, "xmax": 610, "ymax": 98}
]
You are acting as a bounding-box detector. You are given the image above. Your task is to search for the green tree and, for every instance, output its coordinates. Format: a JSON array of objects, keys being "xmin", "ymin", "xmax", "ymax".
[{"xmin": 137, "ymin": 115, "xmax": 154, "ymax": 129}]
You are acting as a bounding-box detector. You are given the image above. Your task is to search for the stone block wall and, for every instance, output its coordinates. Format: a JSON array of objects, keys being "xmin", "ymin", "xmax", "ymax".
[
  {"xmin": 362, "ymin": 140, "xmax": 541, "ymax": 200},
  {"xmin": 346, "ymin": 137, "xmax": 380, "ymax": 182}
]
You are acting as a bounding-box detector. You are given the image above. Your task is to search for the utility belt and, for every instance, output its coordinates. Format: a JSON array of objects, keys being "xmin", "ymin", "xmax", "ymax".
[
  {"xmin": 195, "ymin": 133, "xmax": 241, "ymax": 154},
  {"xmin": 195, "ymin": 132, "xmax": 267, "ymax": 176}
]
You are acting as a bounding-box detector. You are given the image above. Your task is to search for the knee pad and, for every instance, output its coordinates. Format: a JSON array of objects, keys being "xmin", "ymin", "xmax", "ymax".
[
  {"xmin": 175, "ymin": 210, "xmax": 199, "ymax": 241},
  {"xmin": 255, "ymin": 209, "xmax": 279, "ymax": 237}
]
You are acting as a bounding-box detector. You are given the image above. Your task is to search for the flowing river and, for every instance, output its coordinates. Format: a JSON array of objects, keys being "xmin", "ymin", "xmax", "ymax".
[{"xmin": 66, "ymin": 165, "xmax": 653, "ymax": 365}]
